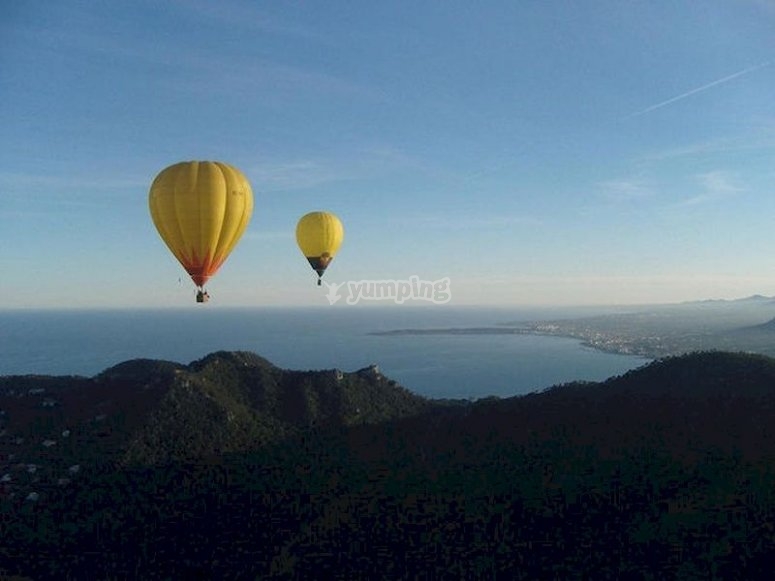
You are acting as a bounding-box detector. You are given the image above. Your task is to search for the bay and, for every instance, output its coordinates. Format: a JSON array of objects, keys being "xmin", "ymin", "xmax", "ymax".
[{"xmin": 0, "ymin": 306, "xmax": 647, "ymax": 399}]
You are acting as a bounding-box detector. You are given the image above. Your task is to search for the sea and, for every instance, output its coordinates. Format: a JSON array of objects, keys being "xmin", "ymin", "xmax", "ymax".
[{"xmin": 0, "ymin": 306, "xmax": 648, "ymax": 400}]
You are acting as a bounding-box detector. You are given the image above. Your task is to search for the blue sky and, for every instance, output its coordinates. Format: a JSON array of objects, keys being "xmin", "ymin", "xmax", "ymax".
[{"xmin": 3, "ymin": 0, "xmax": 775, "ymax": 308}]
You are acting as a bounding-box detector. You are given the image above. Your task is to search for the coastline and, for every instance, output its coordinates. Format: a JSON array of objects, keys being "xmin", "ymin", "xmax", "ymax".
[{"xmin": 369, "ymin": 326, "xmax": 659, "ymax": 359}]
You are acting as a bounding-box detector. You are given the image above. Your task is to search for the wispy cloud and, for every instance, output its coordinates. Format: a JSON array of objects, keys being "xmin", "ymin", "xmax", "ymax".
[
  {"xmin": 400, "ymin": 214, "xmax": 542, "ymax": 229},
  {"xmin": 0, "ymin": 170, "xmax": 146, "ymax": 217},
  {"xmin": 248, "ymin": 161, "xmax": 340, "ymax": 192},
  {"xmin": 597, "ymin": 179, "xmax": 653, "ymax": 202},
  {"xmin": 625, "ymin": 62, "xmax": 771, "ymax": 119},
  {"xmin": 0, "ymin": 171, "xmax": 145, "ymax": 193},
  {"xmin": 188, "ymin": 58, "xmax": 383, "ymax": 102},
  {"xmin": 750, "ymin": 0, "xmax": 775, "ymax": 13},
  {"xmin": 639, "ymin": 130, "xmax": 775, "ymax": 163},
  {"xmin": 169, "ymin": 0, "xmax": 326, "ymax": 41},
  {"xmin": 12, "ymin": 10, "xmax": 379, "ymax": 103},
  {"xmin": 247, "ymin": 148, "xmax": 426, "ymax": 193},
  {"xmin": 596, "ymin": 169, "xmax": 745, "ymax": 211},
  {"xmin": 698, "ymin": 170, "xmax": 744, "ymax": 195},
  {"xmin": 639, "ymin": 138, "xmax": 743, "ymax": 162},
  {"xmin": 241, "ymin": 230, "xmax": 291, "ymax": 242},
  {"xmin": 674, "ymin": 170, "xmax": 743, "ymax": 207}
]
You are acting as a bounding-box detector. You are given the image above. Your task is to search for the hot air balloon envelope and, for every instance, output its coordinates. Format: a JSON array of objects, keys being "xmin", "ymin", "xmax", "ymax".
[
  {"xmin": 149, "ymin": 161, "xmax": 253, "ymax": 293},
  {"xmin": 296, "ymin": 211, "xmax": 344, "ymax": 284}
]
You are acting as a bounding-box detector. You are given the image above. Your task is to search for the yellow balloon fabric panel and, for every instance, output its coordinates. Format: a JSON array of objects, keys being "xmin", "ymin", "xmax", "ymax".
[
  {"xmin": 296, "ymin": 211, "xmax": 344, "ymax": 257},
  {"xmin": 149, "ymin": 161, "xmax": 253, "ymax": 288}
]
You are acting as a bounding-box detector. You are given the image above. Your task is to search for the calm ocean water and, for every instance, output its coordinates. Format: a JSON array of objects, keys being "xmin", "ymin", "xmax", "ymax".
[{"xmin": 0, "ymin": 306, "xmax": 647, "ymax": 399}]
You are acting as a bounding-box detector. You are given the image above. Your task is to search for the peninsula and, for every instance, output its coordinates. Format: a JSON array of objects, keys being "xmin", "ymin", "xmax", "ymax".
[{"xmin": 370, "ymin": 295, "xmax": 775, "ymax": 359}]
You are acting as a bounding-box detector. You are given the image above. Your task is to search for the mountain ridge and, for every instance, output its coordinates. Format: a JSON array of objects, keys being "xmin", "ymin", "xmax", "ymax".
[
  {"xmin": 5, "ymin": 350, "xmax": 775, "ymax": 578},
  {"xmin": 0, "ymin": 351, "xmax": 431, "ymax": 470},
  {"xmin": 4, "ymin": 349, "xmax": 775, "ymax": 476}
]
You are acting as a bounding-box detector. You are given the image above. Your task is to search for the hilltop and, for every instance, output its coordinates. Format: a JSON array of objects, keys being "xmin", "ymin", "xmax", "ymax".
[
  {"xmin": 3, "ymin": 350, "xmax": 775, "ymax": 578},
  {"xmin": 0, "ymin": 351, "xmax": 429, "ymax": 495}
]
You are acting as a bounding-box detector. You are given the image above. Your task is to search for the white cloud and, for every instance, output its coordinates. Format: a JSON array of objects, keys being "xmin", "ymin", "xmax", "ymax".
[
  {"xmin": 0, "ymin": 171, "xmax": 144, "ymax": 192},
  {"xmin": 246, "ymin": 147, "xmax": 426, "ymax": 192},
  {"xmin": 400, "ymin": 214, "xmax": 542, "ymax": 229},
  {"xmin": 674, "ymin": 170, "xmax": 743, "ymax": 207},
  {"xmin": 248, "ymin": 161, "xmax": 338, "ymax": 192},
  {"xmin": 639, "ymin": 132, "xmax": 775, "ymax": 163},
  {"xmin": 11, "ymin": 8, "xmax": 379, "ymax": 104},
  {"xmin": 749, "ymin": 0, "xmax": 775, "ymax": 13},
  {"xmin": 597, "ymin": 179, "xmax": 653, "ymax": 202},
  {"xmin": 698, "ymin": 170, "xmax": 743, "ymax": 195},
  {"xmin": 241, "ymin": 230, "xmax": 291, "ymax": 242},
  {"xmin": 451, "ymin": 273, "xmax": 775, "ymax": 307},
  {"xmin": 168, "ymin": 0, "xmax": 326, "ymax": 41}
]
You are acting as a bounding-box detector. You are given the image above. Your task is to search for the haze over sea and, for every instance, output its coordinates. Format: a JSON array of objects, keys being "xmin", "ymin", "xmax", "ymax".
[{"xmin": 0, "ymin": 306, "xmax": 646, "ymax": 399}]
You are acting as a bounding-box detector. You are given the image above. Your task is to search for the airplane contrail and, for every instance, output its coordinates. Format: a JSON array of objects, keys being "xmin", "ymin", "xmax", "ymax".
[{"xmin": 626, "ymin": 61, "xmax": 770, "ymax": 118}]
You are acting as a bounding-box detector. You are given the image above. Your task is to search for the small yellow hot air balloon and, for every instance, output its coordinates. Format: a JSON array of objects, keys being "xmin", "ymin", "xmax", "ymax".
[
  {"xmin": 149, "ymin": 161, "xmax": 253, "ymax": 302},
  {"xmin": 296, "ymin": 211, "xmax": 344, "ymax": 285}
]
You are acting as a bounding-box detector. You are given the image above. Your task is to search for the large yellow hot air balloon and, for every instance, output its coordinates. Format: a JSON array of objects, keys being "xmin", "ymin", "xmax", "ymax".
[
  {"xmin": 296, "ymin": 211, "xmax": 344, "ymax": 286},
  {"xmin": 149, "ymin": 161, "xmax": 253, "ymax": 302}
]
